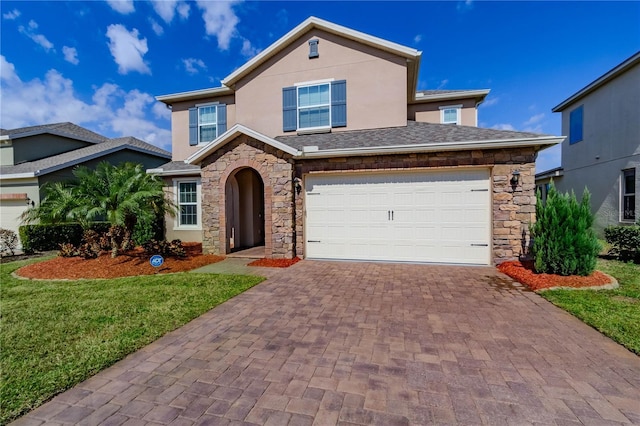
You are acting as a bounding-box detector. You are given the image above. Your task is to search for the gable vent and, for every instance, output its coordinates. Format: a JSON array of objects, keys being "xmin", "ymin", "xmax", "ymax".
[{"xmin": 308, "ymin": 39, "xmax": 319, "ymax": 58}]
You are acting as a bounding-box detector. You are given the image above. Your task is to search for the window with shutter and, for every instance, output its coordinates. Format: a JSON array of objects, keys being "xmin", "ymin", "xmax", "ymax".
[
  {"xmin": 283, "ymin": 80, "xmax": 347, "ymax": 132},
  {"xmin": 189, "ymin": 103, "xmax": 227, "ymax": 144}
]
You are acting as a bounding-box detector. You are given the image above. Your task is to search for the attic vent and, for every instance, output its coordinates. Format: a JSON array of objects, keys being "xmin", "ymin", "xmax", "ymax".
[{"xmin": 308, "ymin": 39, "xmax": 319, "ymax": 59}]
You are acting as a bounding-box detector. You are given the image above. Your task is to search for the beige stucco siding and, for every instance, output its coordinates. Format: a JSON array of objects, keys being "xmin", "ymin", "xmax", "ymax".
[
  {"xmin": 233, "ymin": 29, "xmax": 408, "ymax": 138},
  {"xmin": 171, "ymin": 95, "xmax": 237, "ymax": 161},
  {"xmin": 409, "ymin": 98, "xmax": 478, "ymax": 126},
  {"xmin": 0, "ymin": 178, "xmax": 40, "ymax": 249}
]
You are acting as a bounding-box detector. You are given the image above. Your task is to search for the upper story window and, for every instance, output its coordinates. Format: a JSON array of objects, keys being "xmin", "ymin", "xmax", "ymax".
[
  {"xmin": 569, "ymin": 105, "xmax": 583, "ymax": 144},
  {"xmin": 440, "ymin": 105, "xmax": 462, "ymax": 125},
  {"xmin": 622, "ymin": 168, "xmax": 636, "ymax": 222},
  {"xmin": 298, "ymin": 83, "xmax": 330, "ymax": 129},
  {"xmin": 188, "ymin": 103, "xmax": 227, "ymax": 146},
  {"xmin": 283, "ymin": 80, "xmax": 346, "ymax": 132}
]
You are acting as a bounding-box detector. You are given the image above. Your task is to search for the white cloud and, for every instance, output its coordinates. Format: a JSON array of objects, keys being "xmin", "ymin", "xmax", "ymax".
[
  {"xmin": 182, "ymin": 57, "xmax": 207, "ymax": 75},
  {"xmin": 106, "ymin": 0, "xmax": 135, "ymax": 14},
  {"xmin": 150, "ymin": 0, "xmax": 190, "ymax": 23},
  {"xmin": 196, "ymin": 0, "xmax": 241, "ymax": 50},
  {"xmin": 149, "ymin": 18, "xmax": 164, "ymax": 36},
  {"xmin": 437, "ymin": 79, "xmax": 449, "ymax": 89},
  {"xmin": 152, "ymin": 101, "xmax": 171, "ymax": 120},
  {"xmin": 3, "ymin": 9, "xmax": 20, "ymax": 20},
  {"xmin": 106, "ymin": 24, "xmax": 151, "ymax": 75},
  {"xmin": 18, "ymin": 20, "xmax": 55, "ymax": 52},
  {"xmin": 524, "ymin": 113, "xmax": 545, "ymax": 126},
  {"xmin": 535, "ymin": 144, "xmax": 562, "ymax": 174},
  {"xmin": 62, "ymin": 46, "xmax": 79, "ymax": 65},
  {"xmin": 492, "ymin": 123, "xmax": 516, "ymax": 131},
  {"xmin": 0, "ymin": 55, "xmax": 171, "ymax": 150},
  {"xmin": 457, "ymin": 0, "xmax": 474, "ymax": 12},
  {"xmin": 481, "ymin": 97, "xmax": 498, "ymax": 107},
  {"xmin": 413, "ymin": 34, "xmax": 422, "ymax": 44},
  {"xmin": 240, "ymin": 38, "xmax": 259, "ymax": 58}
]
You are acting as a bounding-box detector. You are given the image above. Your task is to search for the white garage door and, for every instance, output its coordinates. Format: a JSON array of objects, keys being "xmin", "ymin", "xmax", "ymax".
[
  {"xmin": 0, "ymin": 200, "xmax": 28, "ymax": 250},
  {"xmin": 304, "ymin": 169, "xmax": 491, "ymax": 264}
]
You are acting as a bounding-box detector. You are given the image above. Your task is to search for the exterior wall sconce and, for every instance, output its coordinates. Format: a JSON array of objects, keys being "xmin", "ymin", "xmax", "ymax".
[
  {"xmin": 26, "ymin": 197, "xmax": 35, "ymax": 207},
  {"xmin": 510, "ymin": 170, "xmax": 520, "ymax": 186},
  {"xmin": 294, "ymin": 177, "xmax": 302, "ymax": 195}
]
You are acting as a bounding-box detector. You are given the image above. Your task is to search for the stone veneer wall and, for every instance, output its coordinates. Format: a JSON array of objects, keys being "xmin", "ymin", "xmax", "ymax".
[
  {"xmin": 199, "ymin": 135, "xmax": 295, "ymax": 258},
  {"xmin": 294, "ymin": 147, "xmax": 537, "ymax": 264}
]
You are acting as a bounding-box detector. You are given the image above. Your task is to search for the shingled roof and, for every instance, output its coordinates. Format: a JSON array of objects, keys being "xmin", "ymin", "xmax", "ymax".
[
  {"xmin": 1, "ymin": 136, "xmax": 170, "ymax": 178},
  {"xmin": 276, "ymin": 120, "xmax": 552, "ymax": 152},
  {"xmin": 0, "ymin": 122, "xmax": 108, "ymax": 144}
]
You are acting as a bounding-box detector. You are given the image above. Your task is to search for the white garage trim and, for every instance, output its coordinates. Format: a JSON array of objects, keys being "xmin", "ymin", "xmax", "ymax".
[{"xmin": 304, "ymin": 168, "xmax": 491, "ymax": 265}]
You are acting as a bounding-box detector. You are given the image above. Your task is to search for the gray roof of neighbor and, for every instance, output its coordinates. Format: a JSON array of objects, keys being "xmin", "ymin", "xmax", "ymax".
[
  {"xmin": 1, "ymin": 136, "xmax": 170, "ymax": 177},
  {"xmin": 275, "ymin": 121, "xmax": 547, "ymax": 151},
  {"xmin": 0, "ymin": 122, "xmax": 108, "ymax": 143}
]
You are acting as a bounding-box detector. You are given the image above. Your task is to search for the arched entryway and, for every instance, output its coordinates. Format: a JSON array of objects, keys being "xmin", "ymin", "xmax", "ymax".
[{"xmin": 225, "ymin": 167, "xmax": 265, "ymax": 254}]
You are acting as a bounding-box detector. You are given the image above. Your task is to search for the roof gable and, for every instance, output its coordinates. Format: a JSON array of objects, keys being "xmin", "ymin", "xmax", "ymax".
[
  {"xmin": 0, "ymin": 122, "xmax": 108, "ymax": 144},
  {"xmin": 186, "ymin": 124, "xmax": 299, "ymax": 165},
  {"xmin": 222, "ymin": 17, "xmax": 421, "ymax": 89}
]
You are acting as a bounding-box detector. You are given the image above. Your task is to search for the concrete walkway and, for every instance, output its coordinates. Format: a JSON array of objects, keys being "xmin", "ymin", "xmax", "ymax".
[{"xmin": 14, "ymin": 261, "xmax": 640, "ymax": 425}]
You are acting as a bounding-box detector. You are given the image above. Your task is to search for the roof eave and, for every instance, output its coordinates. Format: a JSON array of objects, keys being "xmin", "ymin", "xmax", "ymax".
[
  {"xmin": 147, "ymin": 168, "xmax": 202, "ymax": 177},
  {"xmin": 0, "ymin": 172, "xmax": 37, "ymax": 180},
  {"xmin": 295, "ymin": 136, "xmax": 565, "ymax": 159},
  {"xmin": 156, "ymin": 86, "xmax": 234, "ymax": 105},
  {"xmin": 552, "ymin": 51, "xmax": 640, "ymax": 112},
  {"xmin": 222, "ymin": 16, "xmax": 421, "ymax": 88},
  {"xmin": 2, "ymin": 128, "xmax": 104, "ymax": 144},
  {"xmin": 535, "ymin": 167, "xmax": 564, "ymax": 180},
  {"xmin": 410, "ymin": 89, "xmax": 491, "ymax": 104}
]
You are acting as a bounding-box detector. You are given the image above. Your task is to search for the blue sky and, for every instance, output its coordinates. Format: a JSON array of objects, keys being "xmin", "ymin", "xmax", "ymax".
[{"xmin": 1, "ymin": 1, "xmax": 638, "ymax": 172}]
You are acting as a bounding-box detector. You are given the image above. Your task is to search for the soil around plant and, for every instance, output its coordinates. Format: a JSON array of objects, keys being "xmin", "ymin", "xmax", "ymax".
[
  {"xmin": 498, "ymin": 260, "xmax": 616, "ymax": 291},
  {"xmin": 248, "ymin": 257, "xmax": 301, "ymax": 268},
  {"xmin": 15, "ymin": 243, "xmax": 224, "ymax": 280}
]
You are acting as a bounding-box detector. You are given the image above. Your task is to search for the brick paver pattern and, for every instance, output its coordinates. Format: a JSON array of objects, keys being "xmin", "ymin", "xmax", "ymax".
[{"xmin": 14, "ymin": 261, "xmax": 640, "ymax": 425}]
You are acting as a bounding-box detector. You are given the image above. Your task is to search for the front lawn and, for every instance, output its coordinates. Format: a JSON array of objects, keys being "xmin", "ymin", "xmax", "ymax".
[
  {"xmin": 0, "ymin": 258, "xmax": 263, "ymax": 424},
  {"xmin": 540, "ymin": 259, "xmax": 640, "ymax": 355}
]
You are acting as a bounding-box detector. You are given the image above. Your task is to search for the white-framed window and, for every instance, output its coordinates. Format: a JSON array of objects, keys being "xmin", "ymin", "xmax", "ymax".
[
  {"xmin": 621, "ymin": 168, "xmax": 636, "ymax": 222},
  {"xmin": 174, "ymin": 178, "xmax": 201, "ymax": 229},
  {"xmin": 297, "ymin": 82, "xmax": 331, "ymax": 130},
  {"xmin": 198, "ymin": 104, "xmax": 217, "ymax": 144},
  {"xmin": 440, "ymin": 105, "xmax": 462, "ymax": 125}
]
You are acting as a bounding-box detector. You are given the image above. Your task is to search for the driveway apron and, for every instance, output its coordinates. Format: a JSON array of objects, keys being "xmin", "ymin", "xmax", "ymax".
[{"xmin": 14, "ymin": 261, "xmax": 640, "ymax": 425}]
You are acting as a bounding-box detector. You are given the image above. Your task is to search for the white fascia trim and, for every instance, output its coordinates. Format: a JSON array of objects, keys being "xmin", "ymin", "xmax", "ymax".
[
  {"xmin": 553, "ymin": 52, "xmax": 640, "ymax": 112},
  {"xmin": 411, "ymin": 89, "xmax": 491, "ymax": 103},
  {"xmin": 294, "ymin": 78, "xmax": 334, "ymax": 87},
  {"xmin": 147, "ymin": 168, "xmax": 201, "ymax": 177},
  {"xmin": 296, "ymin": 136, "xmax": 566, "ymax": 159},
  {"xmin": 0, "ymin": 172, "xmax": 36, "ymax": 179},
  {"xmin": 222, "ymin": 16, "xmax": 420, "ymax": 87},
  {"xmin": 0, "ymin": 135, "xmax": 10, "ymax": 141},
  {"xmin": 186, "ymin": 124, "xmax": 299, "ymax": 164},
  {"xmin": 155, "ymin": 86, "xmax": 234, "ymax": 104}
]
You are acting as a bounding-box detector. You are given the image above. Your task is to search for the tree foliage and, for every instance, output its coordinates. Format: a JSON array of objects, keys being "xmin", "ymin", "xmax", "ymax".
[
  {"xmin": 531, "ymin": 182, "xmax": 600, "ymax": 276},
  {"xmin": 21, "ymin": 162, "xmax": 174, "ymax": 257}
]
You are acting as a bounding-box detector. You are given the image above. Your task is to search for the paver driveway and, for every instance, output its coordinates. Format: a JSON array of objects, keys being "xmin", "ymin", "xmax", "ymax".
[{"xmin": 15, "ymin": 261, "xmax": 640, "ymax": 425}]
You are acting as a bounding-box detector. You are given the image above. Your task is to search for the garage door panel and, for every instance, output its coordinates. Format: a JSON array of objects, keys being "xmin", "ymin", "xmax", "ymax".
[{"xmin": 305, "ymin": 169, "xmax": 491, "ymax": 264}]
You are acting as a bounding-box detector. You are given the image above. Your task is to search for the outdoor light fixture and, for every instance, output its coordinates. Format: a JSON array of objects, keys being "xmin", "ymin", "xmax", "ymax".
[
  {"xmin": 510, "ymin": 170, "xmax": 520, "ymax": 186},
  {"xmin": 294, "ymin": 177, "xmax": 302, "ymax": 195},
  {"xmin": 25, "ymin": 197, "xmax": 35, "ymax": 207}
]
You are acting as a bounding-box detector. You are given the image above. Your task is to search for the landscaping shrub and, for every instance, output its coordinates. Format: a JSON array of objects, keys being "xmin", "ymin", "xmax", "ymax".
[
  {"xmin": 604, "ymin": 225, "xmax": 640, "ymax": 263},
  {"xmin": 0, "ymin": 228, "xmax": 19, "ymax": 256},
  {"xmin": 19, "ymin": 223, "xmax": 110, "ymax": 254},
  {"xmin": 532, "ymin": 183, "xmax": 600, "ymax": 276},
  {"xmin": 142, "ymin": 239, "xmax": 186, "ymax": 258},
  {"xmin": 58, "ymin": 243, "xmax": 78, "ymax": 258}
]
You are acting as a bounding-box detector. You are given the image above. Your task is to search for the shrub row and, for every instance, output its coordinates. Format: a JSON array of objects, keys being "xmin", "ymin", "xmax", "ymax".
[
  {"xmin": 604, "ymin": 225, "xmax": 640, "ymax": 263},
  {"xmin": 19, "ymin": 223, "xmax": 110, "ymax": 254}
]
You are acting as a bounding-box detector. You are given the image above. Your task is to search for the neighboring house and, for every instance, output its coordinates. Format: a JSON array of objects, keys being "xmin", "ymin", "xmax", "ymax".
[
  {"xmin": 0, "ymin": 122, "xmax": 171, "ymax": 247},
  {"xmin": 153, "ymin": 17, "xmax": 563, "ymax": 265},
  {"xmin": 536, "ymin": 51, "xmax": 639, "ymax": 233}
]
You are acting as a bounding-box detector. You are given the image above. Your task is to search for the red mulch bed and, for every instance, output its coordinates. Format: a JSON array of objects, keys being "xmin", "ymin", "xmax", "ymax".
[
  {"xmin": 16, "ymin": 243, "xmax": 225, "ymax": 280},
  {"xmin": 498, "ymin": 260, "xmax": 612, "ymax": 291},
  {"xmin": 248, "ymin": 257, "xmax": 301, "ymax": 268}
]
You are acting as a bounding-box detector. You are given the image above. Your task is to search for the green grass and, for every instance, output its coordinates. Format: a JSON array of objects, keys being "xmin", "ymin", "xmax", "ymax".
[
  {"xmin": 540, "ymin": 258, "xmax": 640, "ymax": 355},
  {"xmin": 0, "ymin": 258, "xmax": 263, "ymax": 425}
]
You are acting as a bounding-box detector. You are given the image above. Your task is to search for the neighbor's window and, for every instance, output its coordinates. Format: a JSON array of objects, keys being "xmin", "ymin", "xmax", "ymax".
[
  {"xmin": 569, "ymin": 105, "xmax": 583, "ymax": 144},
  {"xmin": 178, "ymin": 181, "xmax": 198, "ymax": 226},
  {"xmin": 622, "ymin": 168, "xmax": 636, "ymax": 221},
  {"xmin": 198, "ymin": 105, "xmax": 217, "ymax": 144},
  {"xmin": 298, "ymin": 83, "xmax": 330, "ymax": 129},
  {"xmin": 440, "ymin": 105, "xmax": 461, "ymax": 125}
]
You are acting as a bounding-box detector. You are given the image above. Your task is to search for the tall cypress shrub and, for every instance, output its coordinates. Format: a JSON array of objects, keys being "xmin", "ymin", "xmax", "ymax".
[{"xmin": 532, "ymin": 182, "xmax": 600, "ymax": 276}]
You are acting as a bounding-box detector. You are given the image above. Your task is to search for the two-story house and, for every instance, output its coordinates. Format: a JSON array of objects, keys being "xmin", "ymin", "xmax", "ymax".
[
  {"xmin": 153, "ymin": 17, "xmax": 563, "ymax": 265},
  {"xmin": 0, "ymin": 122, "xmax": 171, "ymax": 248},
  {"xmin": 537, "ymin": 52, "xmax": 639, "ymax": 233}
]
